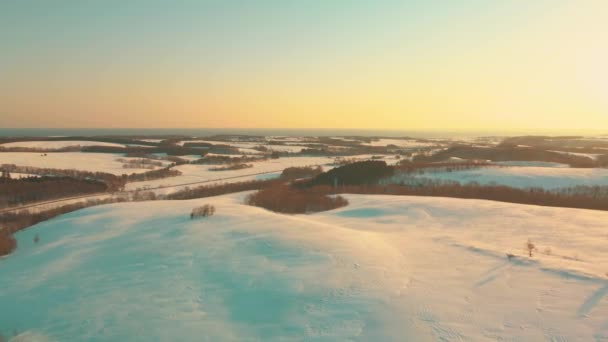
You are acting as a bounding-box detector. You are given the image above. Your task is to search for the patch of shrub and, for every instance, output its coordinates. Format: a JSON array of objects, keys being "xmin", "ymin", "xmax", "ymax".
[
  {"xmin": 131, "ymin": 190, "xmax": 156, "ymax": 201},
  {"xmin": 126, "ymin": 167, "xmax": 182, "ymax": 182},
  {"xmin": 246, "ymin": 184, "xmax": 348, "ymax": 214},
  {"xmin": 191, "ymin": 204, "xmax": 215, "ymax": 218}
]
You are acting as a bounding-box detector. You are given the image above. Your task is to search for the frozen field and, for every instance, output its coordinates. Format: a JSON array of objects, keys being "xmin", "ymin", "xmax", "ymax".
[
  {"xmin": 391, "ymin": 166, "xmax": 608, "ymax": 190},
  {"xmin": 0, "ymin": 152, "xmax": 170, "ymax": 175},
  {"xmin": 1, "ymin": 140, "xmax": 128, "ymax": 149},
  {"xmin": 1, "ymin": 194, "xmax": 607, "ymax": 340}
]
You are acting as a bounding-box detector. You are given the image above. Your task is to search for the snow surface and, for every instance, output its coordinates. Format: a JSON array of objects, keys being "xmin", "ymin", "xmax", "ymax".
[
  {"xmin": 391, "ymin": 166, "xmax": 608, "ymax": 190},
  {"xmin": 1, "ymin": 141, "xmax": 127, "ymax": 149},
  {"xmin": 0, "ymin": 152, "xmax": 170, "ymax": 175},
  {"xmin": 1, "ymin": 194, "xmax": 608, "ymax": 340}
]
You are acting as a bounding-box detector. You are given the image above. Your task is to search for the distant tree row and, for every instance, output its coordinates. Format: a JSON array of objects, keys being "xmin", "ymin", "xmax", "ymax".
[
  {"xmin": 0, "ymin": 177, "xmax": 107, "ymax": 208},
  {"xmin": 413, "ymin": 145, "xmax": 601, "ymax": 168}
]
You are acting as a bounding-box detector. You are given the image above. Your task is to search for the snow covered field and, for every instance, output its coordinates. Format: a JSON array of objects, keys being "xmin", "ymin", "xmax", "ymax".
[
  {"xmin": 390, "ymin": 166, "xmax": 608, "ymax": 190},
  {"xmin": 0, "ymin": 152, "xmax": 170, "ymax": 175},
  {"xmin": 362, "ymin": 138, "xmax": 438, "ymax": 148},
  {"xmin": 1, "ymin": 194, "xmax": 607, "ymax": 340},
  {"xmin": 1, "ymin": 140, "xmax": 127, "ymax": 149},
  {"xmin": 177, "ymin": 140, "xmax": 308, "ymax": 153},
  {"xmin": 126, "ymin": 155, "xmax": 402, "ymax": 194},
  {"xmin": 125, "ymin": 156, "xmax": 337, "ymax": 193}
]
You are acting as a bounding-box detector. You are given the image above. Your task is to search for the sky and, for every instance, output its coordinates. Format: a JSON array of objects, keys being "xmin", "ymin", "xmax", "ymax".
[{"xmin": 1, "ymin": 0, "xmax": 607, "ymax": 132}]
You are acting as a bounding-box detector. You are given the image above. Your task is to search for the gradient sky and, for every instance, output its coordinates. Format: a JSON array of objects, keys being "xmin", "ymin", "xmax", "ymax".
[{"xmin": 1, "ymin": 0, "xmax": 607, "ymax": 131}]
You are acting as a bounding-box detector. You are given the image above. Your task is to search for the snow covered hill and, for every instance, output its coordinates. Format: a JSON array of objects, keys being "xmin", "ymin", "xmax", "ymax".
[{"xmin": 1, "ymin": 194, "xmax": 607, "ymax": 341}]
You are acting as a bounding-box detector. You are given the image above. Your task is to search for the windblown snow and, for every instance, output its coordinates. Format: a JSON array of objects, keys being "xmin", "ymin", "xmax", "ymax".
[{"xmin": 1, "ymin": 194, "xmax": 607, "ymax": 341}]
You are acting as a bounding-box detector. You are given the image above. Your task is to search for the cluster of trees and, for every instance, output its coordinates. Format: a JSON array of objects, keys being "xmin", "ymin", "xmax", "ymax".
[
  {"xmin": 500, "ymin": 136, "xmax": 608, "ymax": 151},
  {"xmin": 116, "ymin": 158, "xmax": 163, "ymax": 169},
  {"xmin": 246, "ymin": 184, "xmax": 348, "ymax": 214},
  {"xmin": 395, "ymin": 160, "xmax": 493, "ymax": 174},
  {"xmin": 280, "ymin": 166, "xmax": 323, "ymax": 180},
  {"xmin": 333, "ymin": 157, "xmax": 364, "ymax": 166},
  {"xmin": 0, "ymin": 177, "xmax": 108, "ymax": 208},
  {"xmin": 183, "ymin": 142, "xmax": 243, "ymax": 155},
  {"xmin": 413, "ymin": 145, "xmax": 598, "ymax": 168},
  {"xmin": 1, "ymin": 164, "xmax": 126, "ymax": 191},
  {"xmin": 552, "ymin": 185, "xmax": 608, "ymax": 200},
  {"xmin": 126, "ymin": 167, "xmax": 182, "ymax": 183},
  {"xmin": 182, "ymin": 142, "xmax": 214, "ymax": 148},
  {"xmin": 308, "ymin": 160, "xmax": 394, "ymax": 187},
  {"xmin": 209, "ymin": 163, "xmax": 253, "ymax": 171},
  {"xmin": 1, "ymin": 163, "xmax": 183, "ymax": 193},
  {"xmin": 192, "ymin": 155, "xmax": 262, "ymax": 165},
  {"xmin": 123, "ymin": 152, "xmax": 188, "ymax": 165},
  {"xmin": 190, "ymin": 204, "xmax": 215, "ymax": 218}
]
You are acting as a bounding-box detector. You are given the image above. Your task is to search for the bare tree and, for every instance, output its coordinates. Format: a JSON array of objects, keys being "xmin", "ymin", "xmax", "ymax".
[{"xmin": 526, "ymin": 239, "xmax": 536, "ymax": 257}]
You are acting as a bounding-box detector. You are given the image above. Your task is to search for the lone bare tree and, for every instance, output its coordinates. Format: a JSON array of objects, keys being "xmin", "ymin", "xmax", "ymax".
[{"xmin": 526, "ymin": 239, "xmax": 536, "ymax": 257}]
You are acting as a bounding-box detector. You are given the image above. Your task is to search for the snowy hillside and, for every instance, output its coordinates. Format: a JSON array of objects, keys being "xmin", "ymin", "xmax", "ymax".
[
  {"xmin": 390, "ymin": 166, "xmax": 608, "ymax": 190},
  {"xmin": 1, "ymin": 194, "xmax": 607, "ymax": 340}
]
